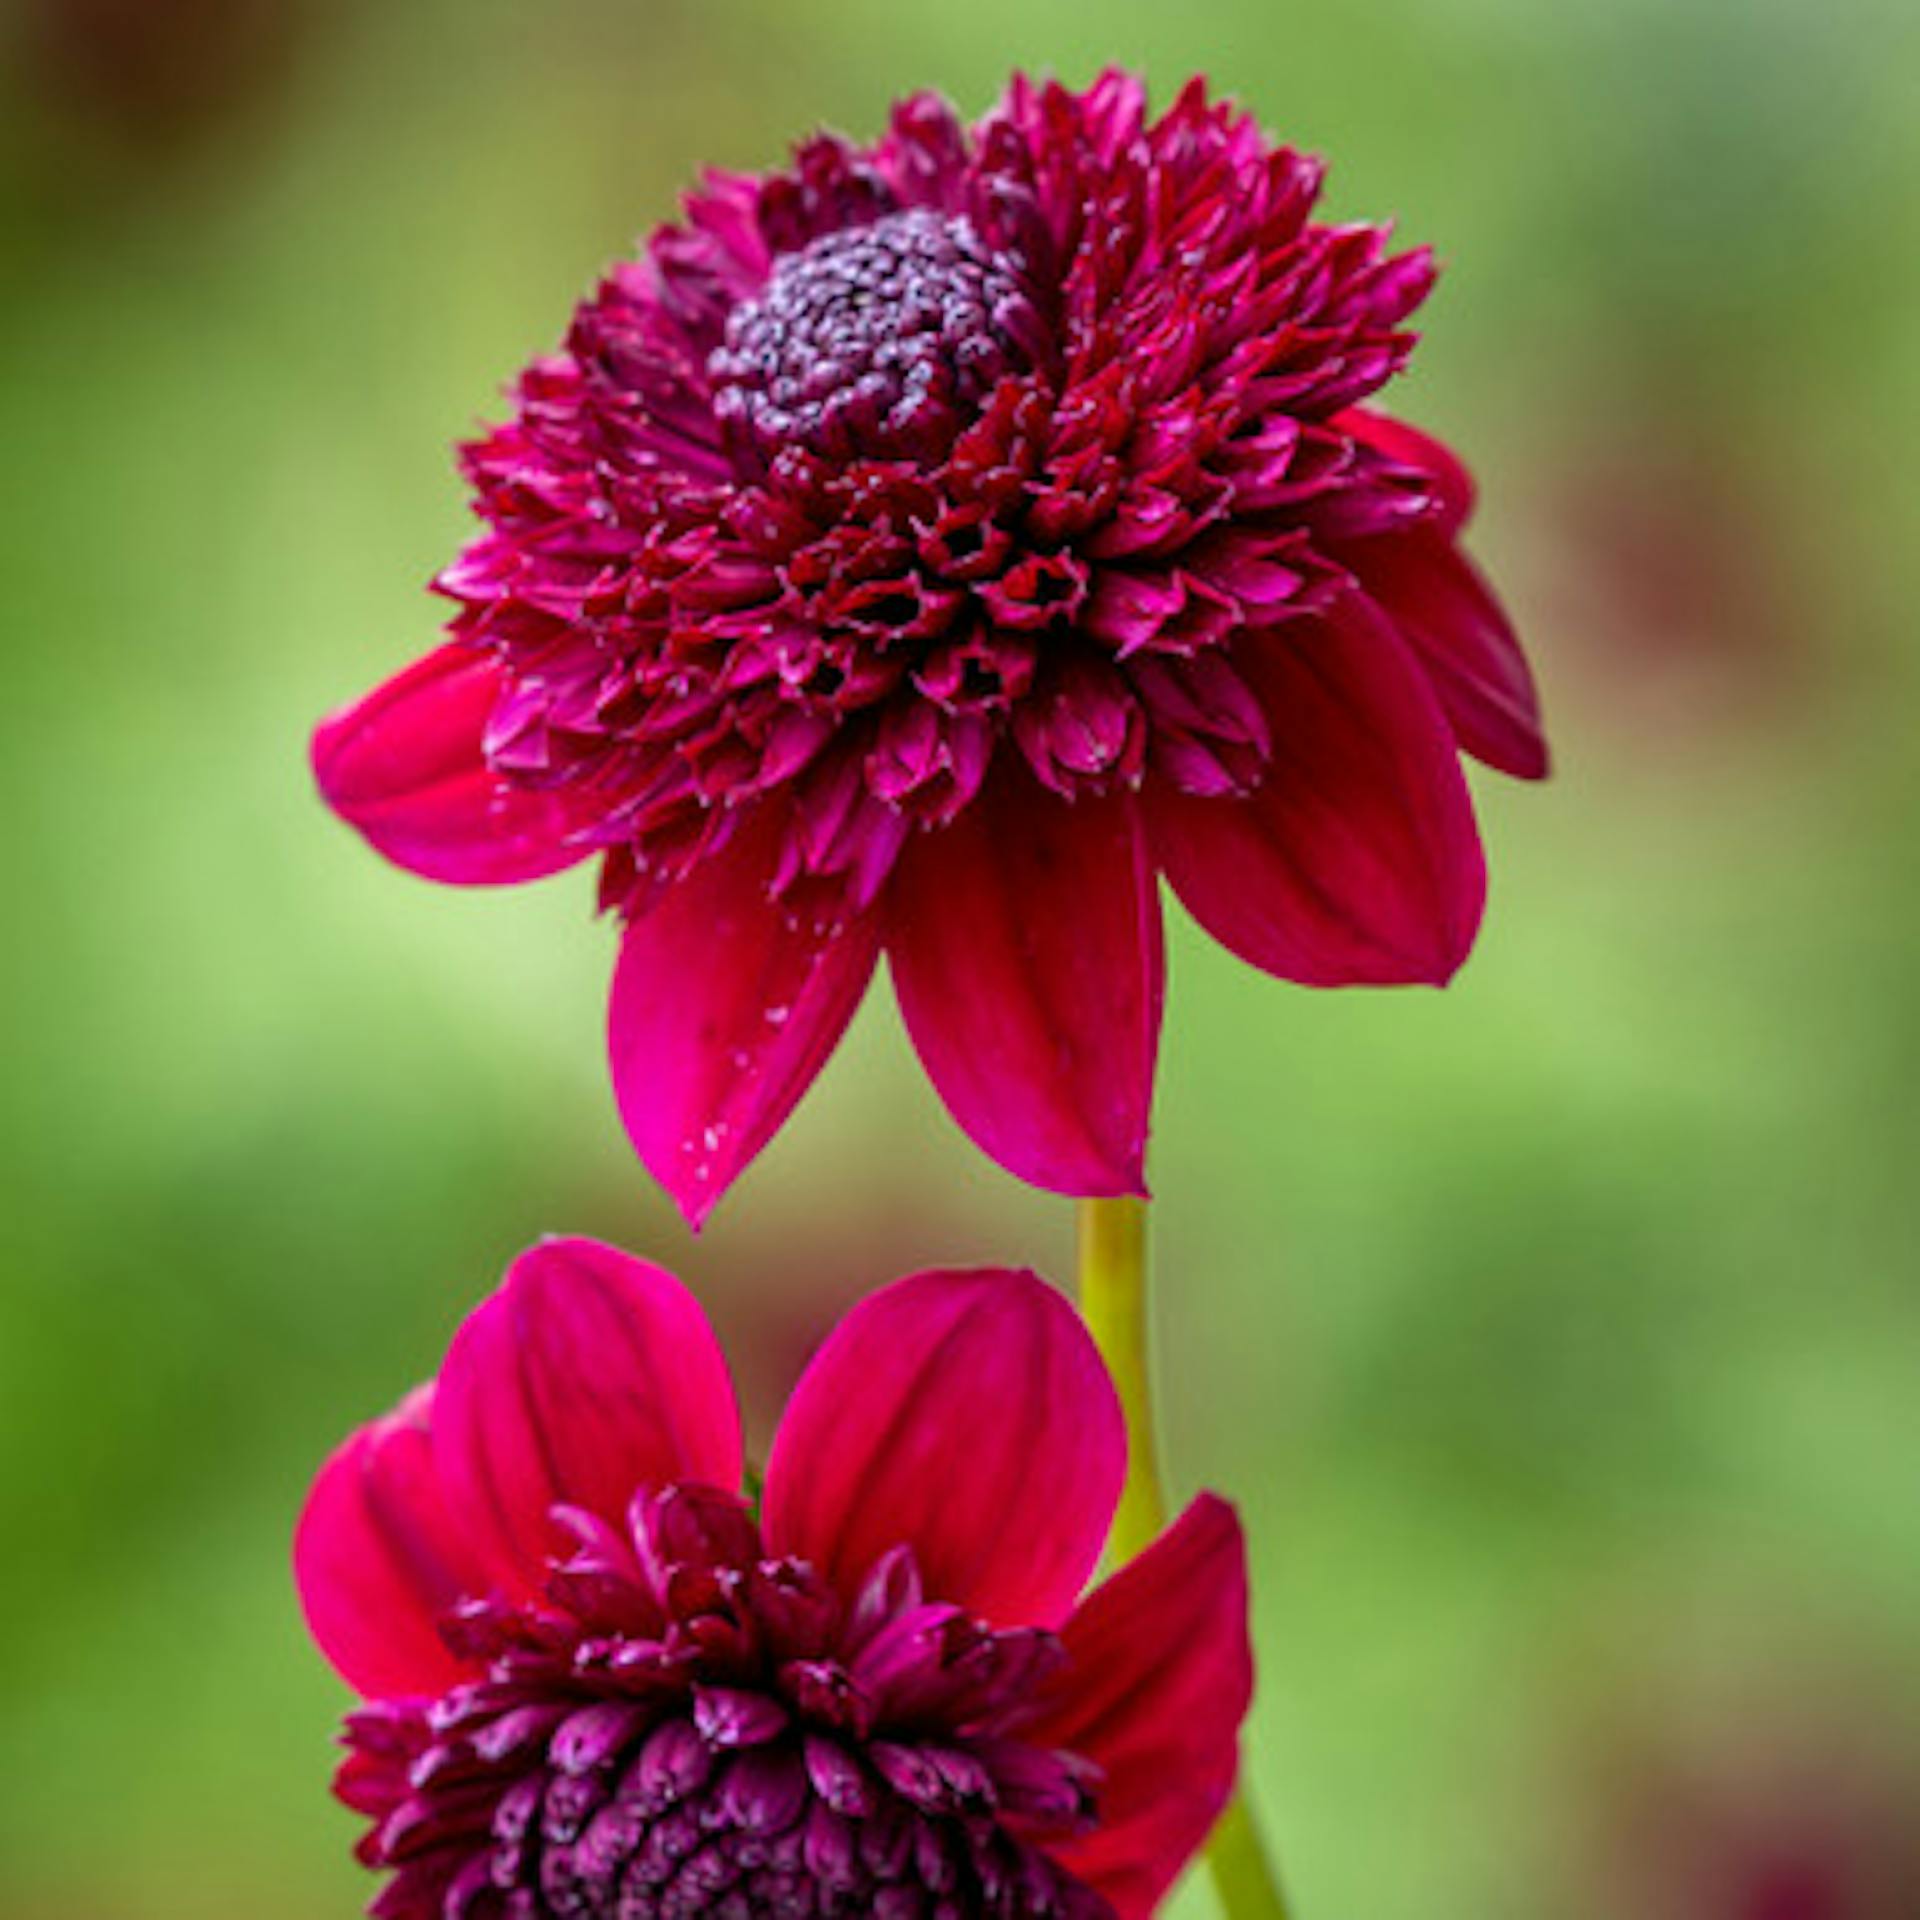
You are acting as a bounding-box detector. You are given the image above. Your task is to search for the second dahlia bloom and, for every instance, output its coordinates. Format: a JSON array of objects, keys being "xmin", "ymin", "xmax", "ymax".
[
  {"xmin": 295, "ymin": 1241, "xmax": 1251, "ymax": 1918},
  {"xmin": 314, "ymin": 72, "xmax": 1548, "ymax": 1223}
]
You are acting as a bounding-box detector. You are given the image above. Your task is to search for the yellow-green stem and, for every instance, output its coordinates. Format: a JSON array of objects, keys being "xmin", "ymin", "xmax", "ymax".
[
  {"xmin": 1075, "ymin": 1196, "xmax": 1164, "ymax": 1560},
  {"xmin": 1204, "ymin": 1791, "xmax": 1290, "ymax": 1919},
  {"xmin": 1075, "ymin": 1196, "xmax": 1292, "ymax": 1920}
]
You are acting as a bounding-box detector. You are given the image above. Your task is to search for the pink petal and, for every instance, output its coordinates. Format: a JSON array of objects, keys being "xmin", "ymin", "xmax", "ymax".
[
  {"xmin": 608, "ymin": 818, "xmax": 882, "ymax": 1230},
  {"xmin": 432, "ymin": 1239, "xmax": 741, "ymax": 1599},
  {"xmin": 1339, "ymin": 407, "xmax": 1476, "ymax": 535},
  {"xmin": 762, "ymin": 1268, "xmax": 1125, "ymax": 1629},
  {"xmin": 885, "ymin": 777, "xmax": 1162, "ymax": 1197},
  {"xmin": 1347, "ymin": 528, "xmax": 1550, "ymax": 780},
  {"xmin": 1029, "ymin": 1495, "xmax": 1253, "ymax": 1919},
  {"xmin": 1151, "ymin": 596, "xmax": 1487, "ymax": 987},
  {"xmin": 312, "ymin": 643, "xmax": 594, "ymax": 885},
  {"xmin": 292, "ymin": 1385, "xmax": 487, "ymax": 1701}
]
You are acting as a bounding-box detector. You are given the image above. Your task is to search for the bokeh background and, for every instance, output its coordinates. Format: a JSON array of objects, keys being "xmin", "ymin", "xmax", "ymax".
[{"xmin": 3, "ymin": 0, "xmax": 1919, "ymax": 1914}]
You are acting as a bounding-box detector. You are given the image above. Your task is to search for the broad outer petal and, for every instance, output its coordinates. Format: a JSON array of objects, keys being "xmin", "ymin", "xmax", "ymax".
[
  {"xmin": 762, "ymin": 1268, "xmax": 1126, "ymax": 1629},
  {"xmin": 1340, "ymin": 407, "xmax": 1475, "ymax": 536},
  {"xmin": 1345, "ymin": 528, "xmax": 1550, "ymax": 780},
  {"xmin": 1152, "ymin": 595, "xmax": 1487, "ymax": 987},
  {"xmin": 608, "ymin": 817, "xmax": 883, "ymax": 1230},
  {"xmin": 312, "ymin": 643, "xmax": 594, "ymax": 885},
  {"xmin": 293, "ymin": 1385, "xmax": 487, "ymax": 1701},
  {"xmin": 432, "ymin": 1239, "xmax": 742, "ymax": 1598},
  {"xmin": 1029, "ymin": 1495, "xmax": 1253, "ymax": 1919},
  {"xmin": 885, "ymin": 777, "xmax": 1162, "ymax": 1197}
]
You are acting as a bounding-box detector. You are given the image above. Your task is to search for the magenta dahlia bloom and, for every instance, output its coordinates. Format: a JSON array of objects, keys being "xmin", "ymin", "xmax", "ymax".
[
  {"xmin": 314, "ymin": 71, "xmax": 1546, "ymax": 1224},
  {"xmin": 294, "ymin": 1240, "xmax": 1251, "ymax": 1918}
]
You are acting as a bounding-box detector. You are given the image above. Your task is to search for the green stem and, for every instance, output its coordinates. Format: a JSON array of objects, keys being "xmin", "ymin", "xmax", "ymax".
[
  {"xmin": 1204, "ymin": 1790, "xmax": 1291, "ymax": 1919},
  {"xmin": 1075, "ymin": 1196, "xmax": 1292, "ymax": 1920},
  {"xmin": 1075, "ymin": 1196, "xmax": 1163, "ymax": 1562}
]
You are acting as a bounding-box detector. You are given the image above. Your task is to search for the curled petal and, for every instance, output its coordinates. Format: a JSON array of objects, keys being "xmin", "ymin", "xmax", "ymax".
[
  {"xmin": 312, "ymin": 644, "xmax": 593, "ymax": 885},
  {"xmin": 293, "ymin": 1386, "xmax": 486, "ymax": 1701},
  {"xmin": 1347, "ymin": 528, "xmax": 1549, "ymax": 780},
  {"xmin": 1030, "ymin": 1496, "xmax": 1253, "ymax": 1918},
  {"xmin": 608, "ymin": 815, "xmax": 883, "ymax": 1230},
  {"xmin": 433, "ymin": 1239, "xmax": 741, "ymax": 1598},
  {"xmin": 1340, "ymin": 407, "xmax": 1475, "ymax": 535},
  {"xmin": 1152, "ymin": 596, "xmax": 1487, "ymax": 987},
  {"xmin": 763, "ymin": 1268, "xmax": 1125, "ymax": 1629},
  {"xmin": 886, "ymin": 776, "xmax": 1161, "ymax": 1197}
]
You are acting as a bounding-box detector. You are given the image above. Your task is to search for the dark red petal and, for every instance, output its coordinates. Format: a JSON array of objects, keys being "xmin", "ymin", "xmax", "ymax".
[
  {"xmin": 1339, "ymin": 407, "xmax": 1475, "ymax": 535},
  {"xmin": 311, "ymin": 644, "xmax": 593, "ymax": 885},
  {"xmin": 1151, "ymin": 597, "xmax": 1487, "ymax": 987},
  {"xmin": 608, "ymin": 817, "xmax": 882, "ymax": 1230},
  {"xmin": 433, "ymin": 1239, "xmax": 741, "ymax": 1598},
  {"xmin": 1029, "ymin": 1495, "xmax": 1253, "ymax": 1919},
  {"xmin": 293, "ymin": 1386, "xmax": 486, "ymax": 1701},
  {"xmin": 885, "ymin": 777, "xmax": 1161, "ymax": 1197},
  {"xmin": 762, "ymin": 1268, "xmax": 1125, "ymax": 1629},
  {"xmin": 1347, "ymin": 528, "xmax": 1550, "ymax": 780}
]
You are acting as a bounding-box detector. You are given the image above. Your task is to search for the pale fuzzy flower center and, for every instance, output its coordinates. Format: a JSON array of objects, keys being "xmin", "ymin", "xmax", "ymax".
[{"xmin": 709, "ymin": 210, "xmax": 1036, "ymax": 461}]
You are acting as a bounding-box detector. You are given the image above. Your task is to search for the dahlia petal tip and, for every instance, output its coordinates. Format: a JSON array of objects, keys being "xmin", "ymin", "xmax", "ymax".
[
  {"xmin": 1341, "ymin": 527, "xmax": 1550, "ymax": 784},
  {"xmin": 292, "ymin": 1386, "xmax": 483, "ymax": 1703},
  {"xmin": 888, "ymin": 780, "xmax": 1163, "ymax": 1202},
  {"xmin": 311, "ymin": 645, "xmax": 593, "ymax": 888},
  {"xmin": 432, "ymin": 1236, "xmax": 742, "ymax": 1596},
  {"xmin": 1154, "ymin": 597, "xmax": 1489, "ymax": 991},
  {"xmin": 763, "ymin": 1264, "xmax": 1126, "ymax": 1629},
  {"xmin": 606, "ymin": 823, "xmax": 882, "ymax": 1232},
  {"xmin": 1029, "ymin": 1491, "xmax": 1254, "ymax": 1915}
]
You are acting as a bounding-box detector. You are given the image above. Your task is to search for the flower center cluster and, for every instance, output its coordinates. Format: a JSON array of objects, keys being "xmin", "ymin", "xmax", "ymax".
[
  {"xmin": 709, "ymin": 210, "xmax": 1038, "ymax": 463},
  {"xmin": 444, "ymin": 94, "xmax": 1445, "ymax": 909},
  {"xmin": 341, "ymin": 1484, "xmax": 1112, "ymax": 1919}
]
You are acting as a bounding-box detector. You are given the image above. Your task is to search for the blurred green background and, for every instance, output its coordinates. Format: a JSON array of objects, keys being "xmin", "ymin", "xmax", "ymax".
[{"xmin": 3, "ymin": 0, "xmax": 1919, "ymax": 1914}]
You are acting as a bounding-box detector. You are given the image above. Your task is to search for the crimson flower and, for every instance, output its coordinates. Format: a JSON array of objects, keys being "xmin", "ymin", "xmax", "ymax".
[
  {"xmin": 294, "ymin": 1241, "xmax": 1251, "ymax": 1918},
  {"xmin": 313, "ymin": 71, "xmax": 1547, "ymax": 1225}
]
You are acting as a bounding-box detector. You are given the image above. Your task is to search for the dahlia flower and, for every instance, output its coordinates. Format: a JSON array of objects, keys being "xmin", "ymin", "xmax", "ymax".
[
  {"xmin": 313, "ymin": 71, "xmax": 1546, "ymax": 1224},
  {"xmin": 294, "ymin": 1239, "xmax": 1251, "ymax": 1918}
]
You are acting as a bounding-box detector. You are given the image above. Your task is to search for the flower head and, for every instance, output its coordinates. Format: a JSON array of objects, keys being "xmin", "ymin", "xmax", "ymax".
[
  {"xmin": 295, "ymin": 1240, "xmax": 1251, "ymax": 1918},
  {"xmin": 314, "ymin": 71, "xmax": 1547, "ymax": 1224}
]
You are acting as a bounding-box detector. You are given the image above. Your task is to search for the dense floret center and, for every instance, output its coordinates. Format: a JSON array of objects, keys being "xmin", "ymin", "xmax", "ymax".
[
  {"xmin": 341, "ymin": 1487, "xmax": 1112, "ymax": 1918},
  {"xmin": 709, "ymin": 210, "xmax": 1035, "ymax": 462}
]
